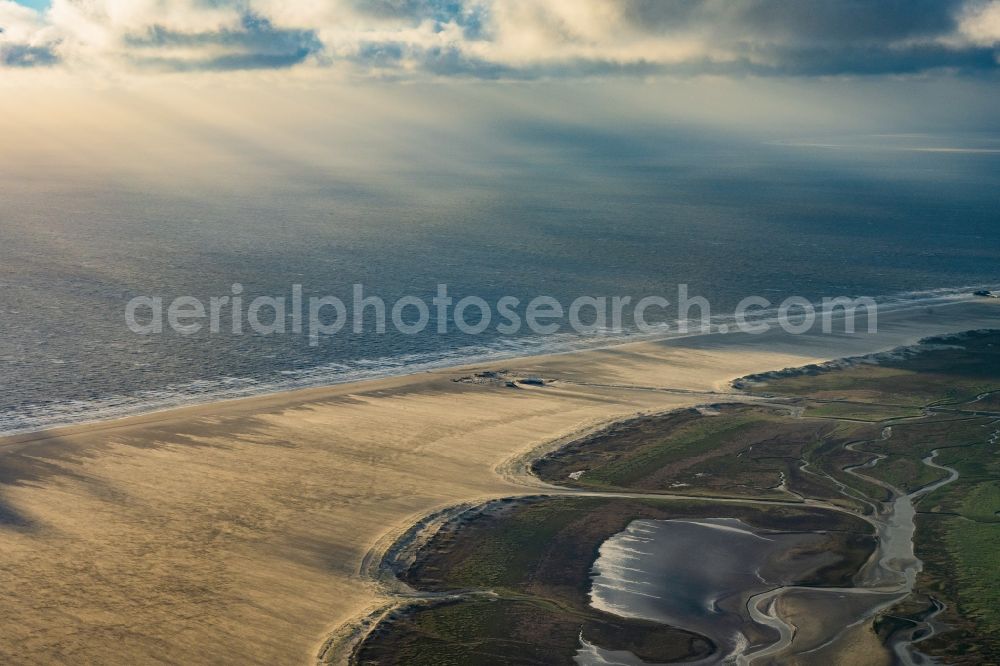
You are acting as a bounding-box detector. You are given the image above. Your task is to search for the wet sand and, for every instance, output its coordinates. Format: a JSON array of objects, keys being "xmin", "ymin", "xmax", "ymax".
[
  {"xmin": 0, "ymin": 300, "xmax": 996, "ymax": 664},
  {"xmin": 587, "ymin": 518, "xmax": 832, "ymax": 662}
]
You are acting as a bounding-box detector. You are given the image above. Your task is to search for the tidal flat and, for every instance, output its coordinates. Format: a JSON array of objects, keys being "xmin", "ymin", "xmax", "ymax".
[
  {"xmin": 353, "ymin": 497, "xmax": 873, "ymax": 665},
  {"xmin": 355, "ymin": 329, "xmax": 1000, "ymax": 665}
]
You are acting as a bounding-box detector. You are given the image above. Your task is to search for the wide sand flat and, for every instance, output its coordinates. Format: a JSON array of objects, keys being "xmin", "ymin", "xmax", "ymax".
[{"xmin": 0, "ymin": 301, "xmax": 996, "ymax": 664}]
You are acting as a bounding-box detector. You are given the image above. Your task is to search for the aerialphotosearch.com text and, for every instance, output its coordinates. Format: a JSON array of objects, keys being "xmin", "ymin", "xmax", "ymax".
[{"xmin": 125, "ymin": 284, "xmax": 878, "ymax": 345}]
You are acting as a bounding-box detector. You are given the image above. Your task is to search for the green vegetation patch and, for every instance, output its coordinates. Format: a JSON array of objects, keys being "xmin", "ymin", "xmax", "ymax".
[
  {"xmin": 354, "ymin": 596, "xmax": 709, "ymax": 666},
  {"xmin": 948, "ymin": 519, "xmax": 1000, "ymax": 633},
  {"xmin": 745, "ymin": 331, "xmax": 1000, "ymax": 408},
  {"xmin": 857, "ymin": 454, "xmax": 947, "ymax": 494},
  {"xmin": 958, "ymin": 481, "xmax": 1000, "ymax": 523},
  {"xmin": 532, "ymin": 406, "xmax": 873, "ymax": 501},
  {"xmin": 405, "ymin": 497, "xmax": 873, "ymax": 597},
  {"xmin": 803, "ymin": 401, "xmax": 922, "ymax": 421}
]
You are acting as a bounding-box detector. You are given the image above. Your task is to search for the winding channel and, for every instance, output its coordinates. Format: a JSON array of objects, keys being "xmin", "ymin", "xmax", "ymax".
[
  {"xmin": 735, "ymin": 426, "xmax": 965, "ymax": 665},
  {"xmin": 339, "ymin": 407, "xmax": 998, "ymax": 666}
]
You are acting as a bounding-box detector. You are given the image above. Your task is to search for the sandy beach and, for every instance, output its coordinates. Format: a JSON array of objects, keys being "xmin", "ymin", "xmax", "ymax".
[{"xmin": 0, "ymin": 300, "xmax": 996, "ymax": 665}]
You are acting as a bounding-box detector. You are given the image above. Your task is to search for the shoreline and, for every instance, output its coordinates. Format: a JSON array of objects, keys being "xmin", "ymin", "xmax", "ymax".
[
  {"xmin": 0, "ymin": 300, "xmax": 996, "ymax": 665},
  {"xmin": 2, "ymin": 288, "xmax": 995, "ymax": 442}
]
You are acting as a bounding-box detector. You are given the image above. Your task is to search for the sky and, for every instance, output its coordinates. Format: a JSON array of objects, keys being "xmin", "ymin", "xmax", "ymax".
[
  {"xmin": 1, "ymin": 1, "xmax": 999, "ymax": 185},
  {"xmin": 2, "ymin": 0, "xmax": 999, "ymax": 76}
]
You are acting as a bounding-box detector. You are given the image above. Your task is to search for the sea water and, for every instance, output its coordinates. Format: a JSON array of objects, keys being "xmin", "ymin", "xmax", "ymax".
[{"xmin": 2, "ymin": 131, "xmax": 999, "ymax": 433}]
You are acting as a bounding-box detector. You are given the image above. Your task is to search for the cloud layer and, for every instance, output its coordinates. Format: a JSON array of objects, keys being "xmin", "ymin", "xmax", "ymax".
[{"xmin": 3, "ymin": 0, "xmax": 1000, "ymax": 76}]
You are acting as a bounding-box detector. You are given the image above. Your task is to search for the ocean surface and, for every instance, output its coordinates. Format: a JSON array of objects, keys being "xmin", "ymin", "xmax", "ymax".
[{"xmin": 2, "ymin": 130, "xmax": 999, "ymax": 434}]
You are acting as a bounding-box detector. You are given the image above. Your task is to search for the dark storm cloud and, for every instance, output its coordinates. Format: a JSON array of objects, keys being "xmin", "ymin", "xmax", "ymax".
[
  {"xmin": 2, "ymin": 0, "xmax": 998, "ymax": 76},
  {"xmin": 597, "ymin": 0, "xmax": 996, "ymax": 76},
  {"xmin": 618, "ymin": 0, "xmax": 965, "ymax": 42},
  {"xmin": 338, "ymin": 0, "xmax": 999, "ymax": 78}
]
